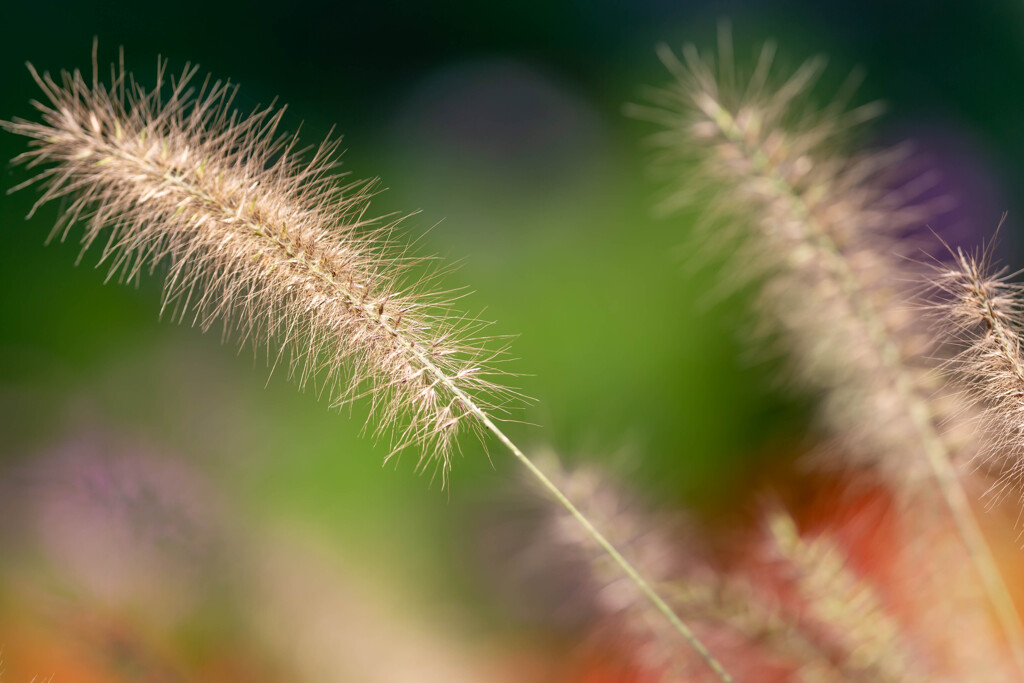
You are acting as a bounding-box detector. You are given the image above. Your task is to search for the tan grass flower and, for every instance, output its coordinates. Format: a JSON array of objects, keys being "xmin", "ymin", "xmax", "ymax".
[
  {"xmin": 4, "ymin": 44, "xmax": 734, "ymax": 681},
  {"xmin": 3, "ymin": 47, "xmax": 518, "ymax": 479},
  {"xmin": 933, "ymin": 240, "xmax": 1024, "ymax": 504}
]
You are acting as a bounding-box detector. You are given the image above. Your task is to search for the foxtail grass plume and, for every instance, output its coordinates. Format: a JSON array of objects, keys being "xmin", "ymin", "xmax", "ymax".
[
  {"xmin": 934, "ymin": 241, "xmax": 1024, "ymax": 504},
  {"xmin": 2, "ymin": 46, "xmax": 518, "ymax": 479},
  {"xmin": 4, "ymin": 45, "xmax": 735, "ymax": 681},
  {"xmin": 629, "ymin": 28, "xmax": 1024, "ymax": 676},
  {"xmin": 630, "ymin": 33, "xmax": 954, "ymax": 485}
]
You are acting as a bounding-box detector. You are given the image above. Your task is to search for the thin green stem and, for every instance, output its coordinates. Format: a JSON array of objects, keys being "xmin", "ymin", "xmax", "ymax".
[
  {"xmin": 378, "ymin": 315, "xmax": 735, "ymax": 682},
  {"xmin": 479, "ymin": 413, "xmax": 736, "ymax": 683}
]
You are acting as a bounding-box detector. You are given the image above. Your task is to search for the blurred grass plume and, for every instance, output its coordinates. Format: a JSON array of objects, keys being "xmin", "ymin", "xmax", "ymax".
[{"xmin": 630, "ymin": 27, "xmax": 1024, "ymax": 677}]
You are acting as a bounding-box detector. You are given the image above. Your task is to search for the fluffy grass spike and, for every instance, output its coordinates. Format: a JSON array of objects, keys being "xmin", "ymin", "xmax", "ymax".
[
  {"xmin": 935, "ymin": 242, "xmax": 1024, "ymax": 505},
  {"xmin": 2, "ymin": 48, "xmax": 520, "ymax": 481},
  {"xmin": 4, "ymin": 46, "xmax": 734, "ymax": 682}
]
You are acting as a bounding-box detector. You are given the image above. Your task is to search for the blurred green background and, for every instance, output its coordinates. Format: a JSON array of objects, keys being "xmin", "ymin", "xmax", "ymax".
[{"xmin": 2, "ymin": 1, "xmax": 1024, "ymax": 679}]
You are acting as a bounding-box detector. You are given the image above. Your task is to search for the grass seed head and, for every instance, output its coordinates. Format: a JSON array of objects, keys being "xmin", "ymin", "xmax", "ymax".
[
  {"xmin": 3, "ymin": 46, "xmax": 520, "ymax": 481},
  {"xmin": 631, "ymin": 30, "xmax": 964, "ymax": 487}
]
